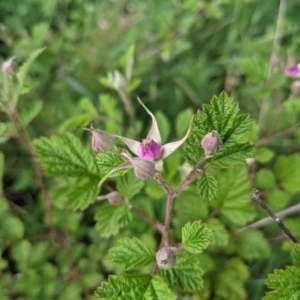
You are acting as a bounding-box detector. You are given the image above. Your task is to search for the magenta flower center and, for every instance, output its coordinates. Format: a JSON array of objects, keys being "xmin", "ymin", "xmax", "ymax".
[
  {"xmin": 139, "ymin": 138, "xmax": 163, "ymax": 161},
  {"xmin": 285, "ymin": 65, "xmax": 300, "ymax": 77}
]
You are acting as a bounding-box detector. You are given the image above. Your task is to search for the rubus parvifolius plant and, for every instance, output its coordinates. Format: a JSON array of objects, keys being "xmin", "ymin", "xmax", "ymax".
[{"xmin": 32, "ymin": 91, "xmax": 259, "ymax": 299}]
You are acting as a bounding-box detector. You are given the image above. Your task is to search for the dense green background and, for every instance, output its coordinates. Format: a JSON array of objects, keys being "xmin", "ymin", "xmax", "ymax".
[{"xmin": 1, "ymin": 0, "xmax": 300, "ymax": 299}]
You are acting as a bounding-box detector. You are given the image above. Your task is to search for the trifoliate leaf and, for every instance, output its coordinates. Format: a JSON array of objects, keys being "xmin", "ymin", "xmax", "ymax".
[
  {"xmin": 264, "ymin": 266, "xmax": 300, "ymax": 300},
  {"xmin": 95, "ymin": 202, "xmax": 132, "ymax": 238},
  {"xmin": 216, "ymin": 258, "xmax": 249, "ymax": 300},
  {"xmin": 182, "ymin": 221, "xmax": 212, "ymax": 254},
  {"xmin": 274, "ymin": 154, "xmax": 300, "ymax": 193},
  {"xmin": 161, "ymin": 254, "xmax": 203, "ymax": 291},
  {"xmin": 255, "ymin": 147, "xmax": 274, "ymax": 164},
  {"xmin": 292, "ymin": 244, "xmax": 300, "ymax": 268},
  {"xmin": 96, "ymin": 152, "xmax": 129, "ymax": 177},
  {"xmin": 185, "ymin": 92, "xmax": 252, "ymax": 166},
  {"xmin": 197, "ymin": 172, "xmax": 218, "ymax": 201},
  {"xmin": 213, "ymin": 167, "xmax": 255, "ymax": 226},
  {"xmin": 212, "ymin": 143, "xmax": 255, "ymax": 168},
  {"xmin": 96, "ymin": 274, "xmax": 175, "ymax": 300},
  {"xmin": 108, "ymin": 237, "xmax": 155, "ymax": 269},
  {"xmin": 17, "ymin": 47, "xmax": 46, "ymax": 86},
  {"xmin": 66, "ymin": 179, "xmax": 99, "ymax": 210},
  {"xmin": 33, "ymin": 133, "xmax": 99, "ymax": 178},
  {"xmin": 255, "ymin": 168, "xmax": 276, "ymax": 190},
  {"xmin": 117, "ymin": 173, "xmax": 144, "ymax": 199},
  {"xmin": 237, "ymin": 230, "xmax": 271, "ymax": 260},
  {"xmin": 20, "ymin": 100, "xmax": 43, "ymax": 125}
]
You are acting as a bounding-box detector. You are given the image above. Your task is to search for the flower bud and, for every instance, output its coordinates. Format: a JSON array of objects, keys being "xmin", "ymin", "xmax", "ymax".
[
  {"xmin": 269, "ymin": 53, "xmax": 280, "ymax": 66},
  {"xmin": 2, "ymin": 58, "xmax": 14, "ymax": 75},
  {"xmin": 201, "ymin": 130, "xmax": 222, "ymax": 155},
  {"xmin": 156, "ymin": 247, "xmax": 177, "ymax": 270},
  {"xmin": 291, "ymin": 80, "xmax": 300, "ymax": 95},
  {"xmin": 97, "ymin": 191, "xmax": 123, "ymax": 205},
  {"xmin": 86, "ymin": 128, "xmax": 114, "ymax": 152},
  {"xmin": 129, "ymin": 158, "xmax": 155, "ymax": 180}
]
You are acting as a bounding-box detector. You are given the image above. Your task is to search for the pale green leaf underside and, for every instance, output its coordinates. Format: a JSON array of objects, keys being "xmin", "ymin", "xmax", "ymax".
[
  {"xmin": 96, "ymin": 274, "xmax": 175, "ymax": 300},
  {"xmin": 108, "ymin": 237, "xmax": 155, "ymax": 270},
  {"xmin": 161, "ymin": 254, "xmax": 204, "ymax": 291},
  {"xmin": 197, "ymin": 172, "xmax": 218, "ymax": 201},
  {"xmin": 182, "ymin": 221, "xmax": 212, "ymax": 254},
  {"xmin": 95, "ymin": 203, "xmax": 132, "ymax": 238},
  {"xmin": 33, "ymin": 133, "xmax": 99, "ymax": 178}
]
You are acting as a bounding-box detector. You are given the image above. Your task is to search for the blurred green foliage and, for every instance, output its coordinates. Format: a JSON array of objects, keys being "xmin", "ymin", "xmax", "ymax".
[{"xmin": 1, "ymin": 0, "xmax": 300, "ymax": 299}]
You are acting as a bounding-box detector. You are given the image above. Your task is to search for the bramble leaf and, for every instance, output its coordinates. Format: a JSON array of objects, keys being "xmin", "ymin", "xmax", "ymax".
[
  {"xmin": 117, "ymin": 172, "xmax": 145, "ymax": 199},
  {"xmin": 182, "ymin": 221, "xmax": 212, "ymax": 254},
  {"xmin": 292, "ymin": 244, "xmax": 300, "ymax": 268},
  {"xmin": 33, "ymin": 133, "xmax": 99, "ymax": 178},
  {"xmin": 66, "ymin": 179, "xmax": 99, "ymax": 210},
  {"xmin": 274, "ymin": 154, "xmax": 300, "ymax": 193},
  {"xmin": 197, "ymin": 172, "xmax": 218, "ymax": 201},
  {"xmin": 185, "ymin": 92, "xmax": 253, "ymax": 166},
  {"xmin": 108, "ymin": 237, "xmax": 155, "ymax": 269},
  {"xmin": 95, "ymin": 203, "xmax": 132, "ymax": 238},
  {"xmin": 264, "ymin": 266, "xmax": 300, "ymax": 300},
  {"xmin": 161, "ymin": 254, "xmax": 204, "ymax": 291},
  {"xmin": 96, "ymin": 274, "xmax": 175, "ymax": 300},
  {"xmin": 237, "ymin": 230, "xmax": 271, "ymax": 260},
  {"xmin": 96, "ymin": 152, "xmax": 129, "ymax": 177},
  {"xmin": 213, "ymin": 167, "xmax": 255, "ymax": 226},
  {"xmin": 216, "ymin": 258, "xmax": 249, "ymax": 300}
]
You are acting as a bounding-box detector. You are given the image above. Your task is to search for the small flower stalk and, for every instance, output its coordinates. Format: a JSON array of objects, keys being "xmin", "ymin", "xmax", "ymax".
[
  {"xmin": 156, "ymin": 246, "xmax": 177, "ymax": 270},
  {"xmin": 201, "ymin": 130, "xmax": 222, "ymax": 156},
  {"xmin": 96, "ymin": 191, "xmax": 123, "ymax": 205}
]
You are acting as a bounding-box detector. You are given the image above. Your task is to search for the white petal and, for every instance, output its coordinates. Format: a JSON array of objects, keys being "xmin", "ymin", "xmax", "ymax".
[
  {"xmin": 137, "ymin": 97, "xmax": 161, "ymax": 144},
  {"xmin": 161, "ymin": 115, "xmax": 194, "ymax": 159},
  {"xmin": 155, "ymin": 160, "xmax": 163, "ymax": 172},
  {"xmin": 115, "ymin": 135, "xmax": 140, "ymax": 156}
]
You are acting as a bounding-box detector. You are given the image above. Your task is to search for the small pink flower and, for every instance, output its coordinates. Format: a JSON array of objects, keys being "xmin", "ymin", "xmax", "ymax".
[
  {"xmin": 85, "ymin": 128, "xmax": 114, "ymax": 152},
  {"xmin": 156, "ymin": 247, "xmax": 177, "ymax": 270},
  {"xmin": 2, "ymin": 58, "xmax": 14, "ymax": 75},
  {"xmin": 285, "ymin": 64, "xmax": 300, "ymax": 78},
  {"xmin": 116, "ymin": 98, "xmax": 193, "ymax": 171},
  {"xmin": 97, "ymin": 191, "xmax": 123, "ymax": 205}
]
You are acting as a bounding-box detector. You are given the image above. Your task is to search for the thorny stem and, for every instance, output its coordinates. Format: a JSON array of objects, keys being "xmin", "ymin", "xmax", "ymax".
[
  {"xmin": 250, "ymin": 189, "xmax": 298, "ymax": 243},
  {"xmin": 236, "ymin": 202, "xmax": 300, "ymax": 234}
]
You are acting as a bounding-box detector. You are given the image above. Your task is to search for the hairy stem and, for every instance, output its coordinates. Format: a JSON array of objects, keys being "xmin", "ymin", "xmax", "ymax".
[{"xmin": 250, "ymin": 189, "xmax": 298, "ymax": 243}]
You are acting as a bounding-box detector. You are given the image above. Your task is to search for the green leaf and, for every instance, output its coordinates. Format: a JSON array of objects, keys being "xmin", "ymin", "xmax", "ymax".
[
  {"xmin": 197, "ymin": 172, "xmax": 218, "ymax": 201},
  {"xmin": 33, "ymin": 133, "xmax": 99, "ymax": 178},
  {"xmin": 1, "ymin": 216, "xmax": 24, "ymax": 242},
  {"xmin": 212, "ymin": 143, "xmax": 255, "ymax": 168},
  {"xmin": 214, "ymin": 167, "xmax": 255, "ymax": 226},
  {"xmin": 66, "ymin": 179, "xmax": 99, "ymax": 210},
  {"xmin": 185, "ymin": 92, "xmax": 252, "ymax": 165},
  {"xmin": 292, "ymin": 244, "xmax": 300, "ymax": 268},
  {"xmin": 17, "ymin": 47, "xmax": 46, "ymax": 86},
  {"xmin": 216, "ymin": 258, "xmax": 249, "ymax": 300},
  {"xmin": 237, "ymin": 230, "xmax": 271, "ymax": 260},
  {"xmin": 255, "ymin": 168, "xmax": 276, "ymax": 190},
  {"xmin": 182, "ymin": 221, "xmax": 212, "ymax": 254},
  {"xmin": 207, "ymin": 218, "xmax": 229, "ymax": 249},
  {"xmin": 264, "ymin": 266, "xmax": 300, "ymax": 300},
  {"xmin": 79, "ymin": 97, "xmax": 97, "ymax": 115},
  {"xmin": 59, "ymin": 114, "xmax": 95, "ymax": 133},
  {"xmin": 95, "ymin": 202, "xmax": 132, "ymax": 238},
  {"xmin": 274, "ymin": 154, "xmax": 300, "ymax": 193},
  {"xmin": 175, "ymin": 108, "xmax": 194, "ymax": 138},
  {"xmin": 20, "ymin": 100, "xmax": 43, "ymax": 125},
  {"xmin": 161, "ymin": 254, "xmax": 203, "ymax": 291},
  {"xmin": 266, "ymin": 189, "xmax": 290, "ymax": 210},
  {"xmin": 96, "ymin": 274, "xmax": 175, "ymax": 300},
  {"xmin": 96, "ymin": 152, "xmax": 128, "ymax": 176},
  {"xmin": 116, "ymin": 172, "xmax": 144, "ymax": 199},
  {"xmin": 108, "ymin": 237, "xmax": 155, "ymax": 269},
  {"xmin": 255, "ymin": 147, "xmax": 275, "ymax": 164}
]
